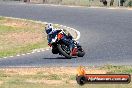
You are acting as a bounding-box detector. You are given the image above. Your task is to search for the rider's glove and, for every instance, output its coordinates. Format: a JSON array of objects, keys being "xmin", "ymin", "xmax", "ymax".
[{"xmin": 48, "ymin": 43, "xmax": 52, "ymax": 47}]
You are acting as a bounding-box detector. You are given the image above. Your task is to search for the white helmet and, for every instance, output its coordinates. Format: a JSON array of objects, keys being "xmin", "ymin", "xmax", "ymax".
[{"xmin": 45, "ymin": 23, "xmax": 53, "ymax": 34}]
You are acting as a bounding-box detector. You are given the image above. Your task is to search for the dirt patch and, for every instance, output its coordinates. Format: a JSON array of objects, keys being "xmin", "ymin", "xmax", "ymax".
[
  {"xmin": 0, "ymin": 67, "xmax": 107, "ymax": 86},
  {"xmin": 1, "ymin": 18, "xmax": 44, "ymax": 46},
  {"xmin": 3, "ymin": 18, "xmax": 44, "ymax": 29},
  {"xmin": 2, "ymin": 68, "xmax": 40, "ymax": 75},
  {"xmin": 0, "ymin": 81, "xmax": 3, "ymax": 86},
  {"xmin": 26, "ymin": 79, "xmax": 63, "ymax": 85},
  {"xmin": 0, "ymin": 32, "xmax": 44, "ymax": 50},
  {"xmin": 0, "ymin": 17, "xmax": 47, "ymax": 54},
  {"xmin": 87, "ymin": 69, "xmax": 107, "ymax": 74},
  {"xmin": 128, "ymin": 8, "xmax": 132, "ymax": 10},
  {"xmin": 0, "ymin": 67, "xmax": 107, "ymax": 76},
  {"xmin": 6, "ymin": 32, "xmax": 43, "ymax": 45},
  {"xmin": 26, "ymin": 79, "xmax": 77, "ymax": 85}
]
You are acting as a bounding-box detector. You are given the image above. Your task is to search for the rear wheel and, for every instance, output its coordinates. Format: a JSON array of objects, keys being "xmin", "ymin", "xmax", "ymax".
[{"xmin": 57, "ymin": 44, "xmax": 72, "ymax": 59}]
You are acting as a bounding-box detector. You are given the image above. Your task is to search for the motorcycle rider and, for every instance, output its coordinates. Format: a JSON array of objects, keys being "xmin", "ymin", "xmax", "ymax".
[{"xmin": 45, "ymin": 23, "xmax": 78, "ymax": 56}]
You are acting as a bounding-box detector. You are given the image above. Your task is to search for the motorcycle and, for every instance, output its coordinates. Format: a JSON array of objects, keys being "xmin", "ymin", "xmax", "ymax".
[{"xmin": 47, "ymin": 30, "xmax": 85, "ymax": 59}]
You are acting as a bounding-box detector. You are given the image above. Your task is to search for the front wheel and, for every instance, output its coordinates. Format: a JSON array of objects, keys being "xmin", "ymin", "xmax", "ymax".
[
  {"xmin": 57, "ymin": 44, "xmax": 72, "ymax": 59},
  {"xmin": 77, "ymin": 48, "xmax": 85, "ymax": 57}
]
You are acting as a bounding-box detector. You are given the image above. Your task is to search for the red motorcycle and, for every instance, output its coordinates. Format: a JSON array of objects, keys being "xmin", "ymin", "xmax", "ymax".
[{"xmin": 48, "ymin": 30, "xmax": 85, "ymax": 59}]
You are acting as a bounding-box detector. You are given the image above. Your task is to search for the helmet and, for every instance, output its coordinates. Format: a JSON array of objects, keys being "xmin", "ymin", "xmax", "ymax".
[{"xmin": 45, "ymin": 23, "xmax": 53, "ymax": 34}]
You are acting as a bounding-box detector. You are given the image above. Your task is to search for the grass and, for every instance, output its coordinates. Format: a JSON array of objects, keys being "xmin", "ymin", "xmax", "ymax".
[
  {"xmin": 0, "ymin": 16, "xmax": 48, "ymax": 58},
  {"xmin": 0, "ymin": 17, "xmax": 5, "ymax": 20},
  {"xmin": 0, "ymin": 41, "xmax": 48, "ymax": 57},
  {"xmin": 0, "ymin": 66, "xmax": 131, "ymax": 88},
  {"xmin": 44, "ymin": 0, "xmax": 121, "ymax": 7},
  {"xmin": 40, "ymin": 0, "xmax": 132, "ymax": 7},
  {"xmin": 100, "ymin": 65, "xmax": 132, "ymax": 74},
  {"xmin": 46, "ymin": 0, "xmax": 102, "ymax": 6}
]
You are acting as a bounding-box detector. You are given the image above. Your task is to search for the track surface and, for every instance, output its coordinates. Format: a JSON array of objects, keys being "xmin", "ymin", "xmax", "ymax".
[{"xmin": 0, "ymin": 2, "xmax": 132, "ymax": 67}]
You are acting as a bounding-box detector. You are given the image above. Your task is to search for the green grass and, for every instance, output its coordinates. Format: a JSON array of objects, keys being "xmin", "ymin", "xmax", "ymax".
[
  {"xmin": 0, "ymin": 41, "xmax": 48, "ymax": 58},
  {"xmin": 47, "ymin": 0, "xmax": 102, "ymax": 6},
  {"xmin": 0, "ymin": 78, "xmax": 45, "ymax": 88},
  {"xmin": 0, "ymin": 16, "xmax": 49, "ymax": 58},
  {"xmin": 1, "ymin": 82, "xmax": 131, "ymax": 88},
  {"xmin": 0, "ymin": 17, "xmax": 5, "ymax": 20},
  {"xmin": 0, "ymin": 25, "xmax": 17, "ymax": 33},
  {"xmin": 41, "ymin": 0, "xmax": 132, "ymax": 7},
  {"xmin": 100, "ymin": 65, "xmax": 132, "ymax": 74},
  {"xmin": 0, "ymin": 66, "xmax": 132, "ymax": 88}
]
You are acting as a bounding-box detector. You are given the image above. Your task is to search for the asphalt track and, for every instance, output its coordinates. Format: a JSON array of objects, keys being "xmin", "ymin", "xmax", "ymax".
[{"xmin": 0, "ymin": 2, "xmax": 132, "ymax": 67}]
